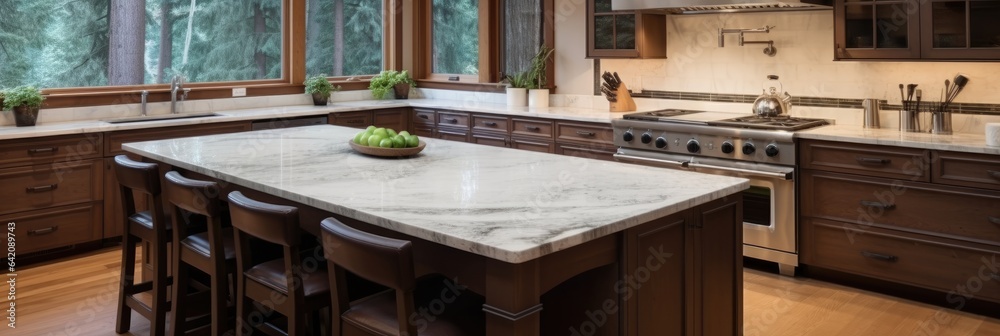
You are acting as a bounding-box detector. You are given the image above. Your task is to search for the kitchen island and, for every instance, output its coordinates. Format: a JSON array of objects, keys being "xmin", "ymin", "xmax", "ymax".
[{"xmin": 124, "ymin": 125, "xmax": 749, "ymax": 336}]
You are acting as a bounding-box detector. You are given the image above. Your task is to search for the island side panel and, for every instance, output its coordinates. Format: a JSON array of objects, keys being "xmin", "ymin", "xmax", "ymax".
[{"xmin": 698, "ymin": 197, "xmax": 744, "ymax": 336}]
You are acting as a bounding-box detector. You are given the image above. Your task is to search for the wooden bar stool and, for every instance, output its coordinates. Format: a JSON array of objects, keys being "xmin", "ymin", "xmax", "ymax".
[
  {"xmin": 114, "ymin": 155, "xmax": 171, "ymax": 336},
  {"xmin": 320, "ymin": 218, "xmax": 486, "ymax": 336},
  {"xmin": 164, "ymin": 171, "xmax": 236, "ymax": 336},
  {"xmin": 227, "ymin": 191, "xmax": 330, "ymax": 336}
]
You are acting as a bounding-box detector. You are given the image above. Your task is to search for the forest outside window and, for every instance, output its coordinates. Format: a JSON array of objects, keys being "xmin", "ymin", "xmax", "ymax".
[
  {"xmin": 430, "ymin": 0, "xmax": 480, "ymax": 78},
  {"xmin": 0, "ymin": 0, "xmax": 283, "ymax": 90},
  {"xmin": 305, "ymin": 0, "xmax": 384, "ymax": 78}
]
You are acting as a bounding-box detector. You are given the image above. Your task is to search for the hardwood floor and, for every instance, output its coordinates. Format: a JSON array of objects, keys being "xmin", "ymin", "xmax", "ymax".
[{"xmin": 7, "ymin": 247, "xmax": 1000, "ymax": 335}]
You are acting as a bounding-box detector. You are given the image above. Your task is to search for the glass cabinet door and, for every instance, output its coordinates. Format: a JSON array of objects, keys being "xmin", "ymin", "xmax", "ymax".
[
  {"xmin": 921, "ymin": 0, "xmax": 1000, "ymax": 59},
  {"xmin": 835, "ymin": 0, "xmax": 922, "ymax": 59},
  {"xmin": 588, "ymin": 0, "xmax": 639, "ymax": 58}
]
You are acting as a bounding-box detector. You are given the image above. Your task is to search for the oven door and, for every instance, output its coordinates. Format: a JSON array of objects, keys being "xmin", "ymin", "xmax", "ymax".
[{"xmin": 614, "ymin": 150, "xmax": 796, "ymax": 254}]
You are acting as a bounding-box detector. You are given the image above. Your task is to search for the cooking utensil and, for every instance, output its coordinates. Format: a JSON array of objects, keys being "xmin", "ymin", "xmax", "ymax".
[
  {"xmin": 899, "ymin": 84, "xmax": 905, "ymax": 104},
  {"xmin": 752, "ymin": 75, "xmax": 792, "ymax": 117}
]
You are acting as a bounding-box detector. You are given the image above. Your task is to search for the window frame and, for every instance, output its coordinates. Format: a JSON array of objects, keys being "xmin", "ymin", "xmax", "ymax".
[{"xmin": 35, "ymin": 0, "xmax": 401, "ymax": 109}]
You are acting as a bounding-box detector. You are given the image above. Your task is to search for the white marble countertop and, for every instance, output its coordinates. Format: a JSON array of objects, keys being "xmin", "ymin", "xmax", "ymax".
[
  {"xmin": 0, "ymin": 99, "xmax": 631, "ymax": 141},
  {"xmin": 797, "ymin": 124, "xmax": 1000, "ymax": 155},
  {"xmin": 124, "ymin": 125, "xmax": 748, "ymax": 263}
]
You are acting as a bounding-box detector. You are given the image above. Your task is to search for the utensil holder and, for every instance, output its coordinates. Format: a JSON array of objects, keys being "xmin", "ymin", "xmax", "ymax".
[
  {"xmin": 899, "ymin": 109, "xmax": 921, "ymax": 132},
  {"xmin": 931, "ymin": 111, "xmax": 952, "ymax": 135},
  {"xmin": 863, "ymin": 98, "xmax": 880, "ymax": 129}
]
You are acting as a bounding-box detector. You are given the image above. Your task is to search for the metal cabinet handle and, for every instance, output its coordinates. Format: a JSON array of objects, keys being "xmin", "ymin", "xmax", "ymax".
[
  {"xmin": 989, "ymin": 216, "xmax": 1000, "ymax": 226},
  {"xmin": 444, "ymin": 118, "xmax": 458, "ymax": 124},
  {"xmin": 28, "ymin": 226, "xmax": 59, "ymax": 236},
  {"xmin": 345, "ymin": 120, "xmax": 364, "ymax": 124},
  {"xmin": 861, "ymin": 251, "xmax": 898, "ymax": 262},
  {"xmin": 525, "ymin": 126, "xmax": 541, "ymax": 131},
  {"xmin": 856, "ymin": 157, "xmax": 891, "ymax": 165},
  {"xmin": 860, "ymin": 200, "xmax": 895, "ymax": 210},
  {"xmin": 26, "ymin": 184, "xmax": 59, "ymax": 193},
  {"xmin": 482, "ymin": 121, "xmax": 498, "ymax": 126},
  {"xmin": 988, "ymin": 170, "xmax": 1000, "ymax": 180},
  {"xmin": 28, "ymin": 147, "xmax": 59, "ymax": 155},
  {"xmin": 575, "ymin": 130, "xmax": 596, "ymax": 137},
  {"xmin": 418, "ymin": 114, "xmax": 429, "ymax": 119},
  {"xmin": 992, "ymin": 273, "xmax": 1000, "ymax": 281}
]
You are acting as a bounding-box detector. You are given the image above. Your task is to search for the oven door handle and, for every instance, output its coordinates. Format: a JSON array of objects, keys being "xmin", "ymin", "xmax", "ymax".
[
  {"xmin": 613, "ymin": 153, "xmax": 688, "ymax": 168},
  {"xmin": 686, "ymin": 162, "xmax": 794, "ymax": 180}
]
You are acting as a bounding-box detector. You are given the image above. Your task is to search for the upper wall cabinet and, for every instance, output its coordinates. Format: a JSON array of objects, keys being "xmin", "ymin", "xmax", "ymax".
[
  {"xmin": 587, "ymin": 0, "xmax": 667, "ymax": 59},
  {"xmin": 835, "ymin": 0, "xmax": 1000, "ymax": 60}
]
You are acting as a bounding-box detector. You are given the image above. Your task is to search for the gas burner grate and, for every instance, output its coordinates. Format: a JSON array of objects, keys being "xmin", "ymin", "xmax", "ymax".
[
  {"xmin": 708, "ymin": 116, "xmax": 829, "ymax": 131},
  {"xmin": 623, "ymin": 109, "xmax": 703, "ymax": 121}
]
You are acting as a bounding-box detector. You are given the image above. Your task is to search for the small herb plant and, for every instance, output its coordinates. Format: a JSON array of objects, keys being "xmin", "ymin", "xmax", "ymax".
[
  {"xmin": 304, "ymin": 74, "xmax": 340, "ymax": 97},
  {"xmin": 527, "ymin": 45, "xmax": 554, "ymax": 90},
  {"xmin": 369, "ymin": 70, "xmax": 417, "ymax": 99},
  {"xmin": 3, "ymin": 86, "xmax": 44, "ymax": 110}
]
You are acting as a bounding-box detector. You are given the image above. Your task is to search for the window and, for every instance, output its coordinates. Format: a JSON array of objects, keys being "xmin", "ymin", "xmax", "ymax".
[
  {"xmin": 430, "ymin": 0, "xmax": 479, "ymax": 75},
  {"xmin": 305, "ymin": 0, "xmax": 384, "ymax": 77},
  {"xmin": 502, "ymin": 0, "xmax": 543, "ymax": 76},
  {"xmin": 0, "ymin": 0, "xmax": 283, "ymax": 89}
]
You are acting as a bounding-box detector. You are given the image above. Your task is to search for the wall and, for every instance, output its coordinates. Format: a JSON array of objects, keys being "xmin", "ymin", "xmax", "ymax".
[{"xmin": 553, "ymin": 7, "xmax": 1000, "ymax": 105}]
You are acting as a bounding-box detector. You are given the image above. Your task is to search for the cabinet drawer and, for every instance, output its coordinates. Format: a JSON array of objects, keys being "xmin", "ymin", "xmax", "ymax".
[
  {"xmin": 0, "ymin": 160, "xmax": 103, "ymax": 215},
  {"xmin": 412, "ymin": 127, "xmax": 435, "ymax": 138},
  {"xmin": 0, "ymin": 134, "xmax": 102, "ymax": 169},
  {"xmin": 436, "ymin": 127, "xmax": 470, "ymax": 142},
  {"xmin": 932, "ymin": 151, "xmax": 1000, "ymax": 191},
  {"xmin": 373, "ymin": 109, "xmax": 408, "ymax": 132},
  {"xmin": 511, "ymin": 137, "xmax": 555, "ymax": 153},
  {"xmin": 107, "ymin": 121, "xmax": 251, "ymax": 155},
  {"xmin": 471, "ymin": 114, "xmax": 509, "ymax": 133},
  {"xmin": 412, "ymin": 109, "xmax": 436, "ymax": 126},
  {"xmin": 556, "ymin": 143, "xmax": 617, "ymax": 161},
  {"xmin": 802, "ymin": 171, "xmax": 1000, "ymax": 245},
  {"xmin": 331, "ymin": 111, "xmax": 372, "ymax": 128},
  {"xmin": 5, "ymin": 203, "xmax": 104, "ymax": 254},
  {"xmin": 511, "ymin": 118, "xmax": 553, "ymax": 138},
  {"xmin": 471, "ymin": 133, "xmax": 508, "ymax": 148},
  {"xmin": 556, "ymin": 122, "xmax": 614, "ymax": 145},
  {"xmin": 801, "ymin": 218, "xmax": 1000, "ymax": 303},
  {"xmin": 437, "ymin": 111, "xmax": 470, "ymax": 128},
  {"xmin": 800, "ymin": 140, "xmax": 930, "ymax": 181}
]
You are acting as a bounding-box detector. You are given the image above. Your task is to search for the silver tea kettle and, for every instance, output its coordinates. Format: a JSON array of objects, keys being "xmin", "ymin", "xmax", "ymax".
[{"xmin": 752, "ymin": 75, "xmax": 792, "ymax": 117}]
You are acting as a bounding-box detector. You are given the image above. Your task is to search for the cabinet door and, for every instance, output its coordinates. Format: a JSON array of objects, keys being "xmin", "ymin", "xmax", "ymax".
[
  {"xmin": 588, "ymin": 0, "xmax": 638, "ymax": 58},
  {"xmin": 920, "ymin": 0, "xmax": 1000, "ymax": 59},
  {"xmin": 373, "ymin": 108, "xmax": 409, "ymax": 132},
  {"xmin": 624, "ymin": 213, "xmax": 689, "ymax": 336},
  {"xmin": 834, "ymin": 0, "xmax": 921, "ymax": 59}
]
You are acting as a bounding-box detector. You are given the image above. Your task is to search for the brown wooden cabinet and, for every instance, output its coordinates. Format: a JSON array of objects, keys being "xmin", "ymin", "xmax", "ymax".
[
  {"xmin": 586, "ymin": 0, "xmax": 666, "ymax": 59},
  {"xmin": 835, "ymin": 0, "xmax": 1000, "ymax": 60},
  {"xmin": 331, "ymin": 108, "xmax": 408, "ymax": 131},
  {"xmin": 799, "ymin": 139, "xmax": 1000, "ymax": 305}
]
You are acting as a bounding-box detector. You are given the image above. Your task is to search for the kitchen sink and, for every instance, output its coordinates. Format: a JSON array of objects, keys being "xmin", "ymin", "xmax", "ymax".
[{"xmin": 103, "ymin": 112, "xmax": 222, "ymax": 124}]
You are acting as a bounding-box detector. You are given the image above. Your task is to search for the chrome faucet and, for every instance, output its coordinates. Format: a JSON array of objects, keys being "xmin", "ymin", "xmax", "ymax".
[{"xmin": 170, "ymin": 75, "xmax": 190, "ymax": 114}]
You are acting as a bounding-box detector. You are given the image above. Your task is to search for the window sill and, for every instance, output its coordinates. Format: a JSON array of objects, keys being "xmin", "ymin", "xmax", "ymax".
[{"xmin": 415, "ymin": 79, "xmax": 505, "ymax": 93}]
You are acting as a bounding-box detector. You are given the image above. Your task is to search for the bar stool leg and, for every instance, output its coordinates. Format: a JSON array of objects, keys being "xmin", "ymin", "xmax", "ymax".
[
  {"xmin": 116, "ymin": 236, "xmax": 137, "ymax": 333},
  {"xmin": 151, "ymin": 239, "xmax": 169, "ymax": 336},
  {"xmin": 211, "ymin": 263, "xmax": 230, "ymax": 335},
  {"xmin": 169, "ymin": 261, "xmax": 190, "ymax": 336}
]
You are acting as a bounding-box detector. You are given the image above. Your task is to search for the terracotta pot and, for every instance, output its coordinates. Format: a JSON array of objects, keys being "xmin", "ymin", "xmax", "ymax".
[
  {"xmin": 311, "ymin": 92, "xmax": 329, "ymax": 106},
  {"xmin": 393, "ymin": 83, "xmax": 411, "ymax": 99},
  {"xmin": 13, "ymin": 106, "xmax": 39, "ymax": 127}
]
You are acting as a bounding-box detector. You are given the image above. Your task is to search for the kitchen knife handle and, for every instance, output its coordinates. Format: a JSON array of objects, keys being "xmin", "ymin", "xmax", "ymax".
[
  {"xmin": 28, "ymin": 226, "xmax": 59, "ymax": 236},
  {"xmin": 989, "ymin": 216, "xmax": 1000, "ymax": 226},
  {"xmin": 987, "ymin": 170, "xmax": 1000, "ymax": 180},
  {"xmin": 856, "ymin": 157, "xmax": 891, "ymax": 165},
  {"xmin": 28, "ymin": 147, "xmax": 59, "ymax": 155},
  {"xmin": 525, "ymin": 126, "xmax": 541, "ymax": 131},
  {"xmin": 576, "ymin": 131, "xmax": 596, "ymax": 137},
  {"xmin": 482, "ymin": 122, "xmax": 498, "ymax": 127},
  {"xmin": 861, "ymin": 251, "xmax": 898, "ymax": 262},
  {"xmin": 26, "ymin": 184, "xmax": 59, "ymax": 193},
  {"xmin": 860, "ymin": 200, "xmax": 895, "ymax": 210}
]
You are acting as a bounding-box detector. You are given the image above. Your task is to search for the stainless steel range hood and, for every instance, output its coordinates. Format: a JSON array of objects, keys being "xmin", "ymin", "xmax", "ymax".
[{"xmin": 612, "ymin": 0, "xmax": 832, "ymax": 14}]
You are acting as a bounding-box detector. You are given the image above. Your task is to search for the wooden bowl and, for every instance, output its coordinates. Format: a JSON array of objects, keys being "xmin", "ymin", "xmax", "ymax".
[{"xmin": 348, "ymin": 139, "xmax": 426, "ymax": 157}]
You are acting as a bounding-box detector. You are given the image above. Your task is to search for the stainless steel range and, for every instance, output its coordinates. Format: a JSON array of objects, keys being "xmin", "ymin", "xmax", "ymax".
[{"xmin": 612, "ymin": 110, "xmax": 830, "ymax": 276}]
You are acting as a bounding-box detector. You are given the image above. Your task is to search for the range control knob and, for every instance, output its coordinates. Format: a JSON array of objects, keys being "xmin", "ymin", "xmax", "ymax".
[
  {"xmin": 641, "ymin": 133, "xmax": 653, "ymax": 144},
  {"xmin": 721, "ymin": 141, "xmax": 735, "ymax": 154},
  {"xmin": 655, "ymin": 137, "xmax": 668, "ymax": 149},
  {"xmin": 622, "ymin": 131, "xmax": 634, "ymax": 142},
  {"xmin": 742, "ymin": 143, "xmax": 756, "ymax": 155},
  {"xmin": 686, "ymin": 139, "xmax": 700, "ymax": 153},
  {"xmin": 765, "ymin": 144, "xmax": 780, "ymax": 157}
]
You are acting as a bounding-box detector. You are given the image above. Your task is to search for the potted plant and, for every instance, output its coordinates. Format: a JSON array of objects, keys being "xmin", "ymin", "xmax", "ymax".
[
  {"xmin": 500, "ymin": 72, "xmax": 530, "ymax": 107},
  {"xmin": 3, "ymin": 86, "xmax": 45, "ymax": 127},
  {"xmin": 527, "ymin": 45, "xmax": 554, "ymax": 107},
  {"xmin": 304, "ymin": 74, "xmax": 340, "ymax": 106},
  {"xmin": 369, "ymin": 70, "xmax": 417, "ymax": 99}
]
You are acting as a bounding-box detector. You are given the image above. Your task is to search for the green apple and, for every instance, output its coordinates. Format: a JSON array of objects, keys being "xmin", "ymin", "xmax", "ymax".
[
  {"xmin": 365, "ymin": 125, "xmax": 377, "ymax": 132},
  {"xmin": 405, "ymin": 135, "xmax": 420, "ymax": 148},
  {"xmin": 398, "ymin": 131, "xmax": 411, "ymax": 137},
  {"xmin": 379, "ymin": 138, "xmax": 394, "ymax": 148},
  {"xmin": 386, "ymin": 128, "xmax": 398, "ymax": 137},
  {"xmin": 353, "ymin": 132, "xmax": 365, "ymax": 144},
  {"xmin": 367, "ymin": 134, "xmax": 384, "ymax": 147},
  {"xmin": 391, "ymin": 135, "xmax": 405, "ymax": 148},
  {"xmin": 373, "ymin": 128, "xmax": 388, "ymax": 137}
]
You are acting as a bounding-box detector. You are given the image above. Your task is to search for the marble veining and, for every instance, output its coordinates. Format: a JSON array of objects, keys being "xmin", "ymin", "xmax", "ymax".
[
  {"xmin": 124, "ymin": 125, "xmax": 749, "ymax": 263},
  {"xmin": 798, "ymin": 124, "xmax": 1000, "ymax": 155}
]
